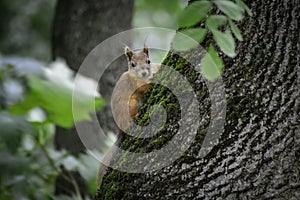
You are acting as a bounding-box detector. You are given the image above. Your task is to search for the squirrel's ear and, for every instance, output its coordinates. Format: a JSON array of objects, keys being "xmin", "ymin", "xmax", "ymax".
[
  {"xmin": 125, "ymin": 47, "xmax": 134, "ymax": 60},
  {"xmin": 143, "ymin": 44, "xmax": 149, "ymax": 56}
]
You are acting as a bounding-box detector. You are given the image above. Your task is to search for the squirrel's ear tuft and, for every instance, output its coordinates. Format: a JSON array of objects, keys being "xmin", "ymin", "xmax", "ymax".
[
  {"xmin": 125, "ymin": 46, "xmax": 134, "ymax": 60},
  {"xmin": 143, "ymin": 44, "xmax": 149, "ymax": 56}
]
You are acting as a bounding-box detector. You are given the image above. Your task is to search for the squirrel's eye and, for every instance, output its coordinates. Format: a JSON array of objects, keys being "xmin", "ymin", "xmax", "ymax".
[
  {"xmin": 131, "ymin": 62, "xmax": 135, "ymax": 68},
  {"xmin": 147, "ymin": 60, "xmax": 151, "ymax": 64}
]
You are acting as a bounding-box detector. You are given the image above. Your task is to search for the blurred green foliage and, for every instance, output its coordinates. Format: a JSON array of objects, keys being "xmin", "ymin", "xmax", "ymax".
[
  {"xmin": 9, "ymin": 70, "xmax": 104, "ymax": 128},
  {"xmin": 0, "ymin": 0, "xmax": 56, "ymax": 61},
  {"xmin": 133, "ymin": 0, "xmax": 186, "ymax": 29},
  {"xmin": 133, "ymin": 0, "xmax": 187, "ymax": 63},
  {"xmin": 0, "ymin": 57, "xmax": 104, "ymax": 199}
]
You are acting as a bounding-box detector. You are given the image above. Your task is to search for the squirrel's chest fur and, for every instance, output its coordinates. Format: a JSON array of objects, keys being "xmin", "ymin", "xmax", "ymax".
[{"xmin": 111, "ymin": 72, "xmax": 150, "ymax": 132}]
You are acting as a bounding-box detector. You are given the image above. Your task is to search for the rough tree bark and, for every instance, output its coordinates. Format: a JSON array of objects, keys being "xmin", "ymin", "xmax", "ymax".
[
  {"xmin": 52, "ymin": 0, "xmax": 134, "ymax": 155},
  {"xmin": 96, "ymin": 0, "xmax": 299, "ymax": 199}
]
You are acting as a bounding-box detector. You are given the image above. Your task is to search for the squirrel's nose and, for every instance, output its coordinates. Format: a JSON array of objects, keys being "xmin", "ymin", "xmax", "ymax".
[{"xmin": 142, "ymin": 72, "xmax": 147, "ymax": 77}]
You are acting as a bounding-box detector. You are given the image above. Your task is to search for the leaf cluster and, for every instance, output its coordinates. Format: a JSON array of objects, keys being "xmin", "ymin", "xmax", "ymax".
[{"xmin": 173, "ymin": 0, "xmax": 252, "ymax": 80}]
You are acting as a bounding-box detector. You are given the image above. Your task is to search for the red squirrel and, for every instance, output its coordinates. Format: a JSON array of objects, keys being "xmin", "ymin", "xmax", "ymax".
[{"xmin": 97, "ymin": 45, "xmax": 160, "ymax": 186}]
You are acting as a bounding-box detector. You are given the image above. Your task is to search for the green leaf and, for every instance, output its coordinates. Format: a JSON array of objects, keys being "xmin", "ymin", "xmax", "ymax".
[
  {"xmin": 214, "ymin": 0, "xmax": 244, "ymax": 21},
  {"xmin": 201, "ymin": 45, "xmax": 224, "ymax": 81},
  {"xmin": 172, "ymin": 28, "xmax": 207, "ymax": 51},
  {"xmin": 180, "ymin": 28, "xmax": 207, "ymax": 43},
  {"xmin": 206, "ymin": 15, "xmax": 227, "ymax": 31},
  {"xmin": 236, "ymin": 0, "xmax": 252, "ymax": 16},
  {"xmin": 35, "ymin": 123, "xmax": 55, "ymax": 145},
  {"xmin": 212, "ymin": 29, "xmax": 236, "ymax": 57},
  {"xmin": 178, "ymin": 1, "xmax": 212, "ymax": 27},
  {"xmin": 10, "ymin": 76, "xmax": 105, "ymax": 128},
  {"xmin": 229, "ymin": 19, "xmax": 243, "ymax": 41}
]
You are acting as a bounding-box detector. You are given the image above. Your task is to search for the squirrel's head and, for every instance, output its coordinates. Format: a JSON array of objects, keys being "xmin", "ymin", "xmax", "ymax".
[{"xmin": 125, "ymin": 45, "xmax": 152, "ymax": 81}]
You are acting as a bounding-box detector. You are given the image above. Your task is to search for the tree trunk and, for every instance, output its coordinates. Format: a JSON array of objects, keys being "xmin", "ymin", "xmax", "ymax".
[
  {"xmin": 52, "ymin": 0, "xmax": 134, "ymax": 155},
  {"xmin": 96, "ymin": 0, "xmax": 300, "ymax": 199}
]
